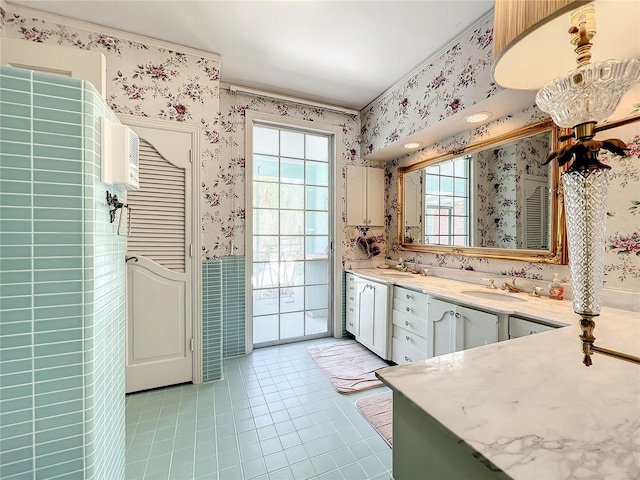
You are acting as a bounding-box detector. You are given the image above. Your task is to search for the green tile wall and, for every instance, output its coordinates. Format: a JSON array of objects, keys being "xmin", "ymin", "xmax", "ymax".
[
  {"xmin": 221, "ymin": 256, "xmax": 246, "ymax": 358},
  {"xmin": 202, "ymin": 260, "xmax": 223, "ymax": 382},
  {"xmin": 0, "ymin": 66, "xmax": 125, "ymax": 479}
]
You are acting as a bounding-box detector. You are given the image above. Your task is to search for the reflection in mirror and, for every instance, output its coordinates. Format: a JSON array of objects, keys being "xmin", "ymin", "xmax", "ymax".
[{"xmin": 398, "ymin": 120, "xmax": 565, "ymax": 263}]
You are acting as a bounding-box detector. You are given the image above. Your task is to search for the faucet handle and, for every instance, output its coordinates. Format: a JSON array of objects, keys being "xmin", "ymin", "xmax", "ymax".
[{"xmin": 482, "ymin": 278, "xmax": 497, "ymax": 289}]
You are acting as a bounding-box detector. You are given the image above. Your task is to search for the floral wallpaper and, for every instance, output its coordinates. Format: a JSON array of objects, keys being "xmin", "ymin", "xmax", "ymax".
[
  {"xmin": 600, "ymin": 119, "xmax": 640, "ymax": 287},
  {"xmin": 360, "ymin": 11, "xmax": 497, "ymax": 156},
  {"xmin": 1, "ymin": 4, "xmax": 221, "ymax": 260}
]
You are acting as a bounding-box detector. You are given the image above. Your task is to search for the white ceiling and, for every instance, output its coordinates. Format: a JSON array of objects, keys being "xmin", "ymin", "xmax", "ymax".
[{"xmin": 8, "ymin": 0, "xmax": 495, "ymax": 110}]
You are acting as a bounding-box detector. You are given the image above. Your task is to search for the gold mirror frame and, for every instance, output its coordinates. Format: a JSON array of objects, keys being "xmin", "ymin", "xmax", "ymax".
[{"xmin": 397, "ymin": 119, "xmax": 567, "ymax": 263}]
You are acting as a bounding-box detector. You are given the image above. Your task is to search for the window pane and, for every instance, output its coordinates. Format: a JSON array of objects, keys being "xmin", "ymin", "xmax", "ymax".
[
  {"xmin": 253, "ymin": 154, "xmax": 279, "ymax": 181},
  {"xmin": 281, "ymin": 210, "xmax": 304, "ymax": 235},
  {"xmin": 306, "ymin": 161, "xmax": 328, "ymax": 186},
  {"xmin": 425, "ymin": 164, "xmax": 439, "ymax": 175},
  {"xmin": 425, "ymin": 175, "xmax": 439, "ymax": 194},
  {"xmin": 306, "ymin": 309, "xmax": 328, "ymax": 335},
  {"xmin": 306, "ymin": 186, "xmax": 328, "ymax": 211},
  {"xmin": 253, "ymin": 236, "xmax": 278, "ymax": 259},
  {"xmin": 440, "ymin": 160, "xmax": 454, "ymax": 176},
  {"xmin": 253, "ymin": 314, "xmax": 279, "ymax": 343},
  {"xmin": 280, "ymin": 260, "xmax": 304, "ymax": 287},
  {"xmin": 281, "ymin": 158, "xmax": 305, "ymax": 184},
  {"xmin": 440, "ymin": 177, "xmax": 454, "ymax": 194},
  {"xmin": 454, "ymin": 157, "xmax": 469, "ymax": 177},
  {"xmin": 254, "ymin": 127, "xmax": 279, "ymax": 156},
  {"xmin": 305, "ymin": 211, "xmax": 328, "ymax": 235},
  {"xmin": 254, "ymin": 209, "xmax": 279, "ymax": 235},
  {"xmin": 253, "ymin": 262, "xmax": 279, "ymax": 289},
  {"xmin": 254, "ymin": 182, "xmax": 278, "ymax": 208},
  {"xmin": 253, "ymin": 293, "xmax": 278, "ymax": 317},
  {"xmin": 281, "ymin": 236, "xmax": 304, "ymax": 259},
  {"xmin": 280, "ymin": 184, "xmax": 304, "ymax": 210},
  {"xmin": 454, "ymin": 178, "xmax": 468, "ymax": 196},
  {"xmin": 280, "ymin": 286, "xmax": 303, "ymax": 313},
  {"xmin": 305, "ymin": 284, "xmax": 328, "ymax": 310},
  {"xmin": 280, "ymin": 312, "xmax": 304, "ymax": 339},
  {"xmin": 306, "ymin": 236, "xmax": 328, "ymax": 259},
  {"xmin": 281, "ymin": 130, "xmax": 304, "ymax": 158},
  {"xmin": 306, "ymin": 261, "xmax": 328, "ymax": 285},
  {"xmin": 306, "ymin": 135, "xmax": 329, "ymax": 161}
]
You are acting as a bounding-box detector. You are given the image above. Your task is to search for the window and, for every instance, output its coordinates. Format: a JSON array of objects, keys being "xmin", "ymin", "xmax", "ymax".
[{"xmin": 424, "ymin": 156, "xmax": 471, "ymax": 246}]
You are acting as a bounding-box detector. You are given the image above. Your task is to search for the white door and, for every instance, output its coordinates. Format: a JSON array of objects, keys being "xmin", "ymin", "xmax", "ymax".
[{"xmin": 125, "ymin": 126, "xmax": 193, "ymax": 393}]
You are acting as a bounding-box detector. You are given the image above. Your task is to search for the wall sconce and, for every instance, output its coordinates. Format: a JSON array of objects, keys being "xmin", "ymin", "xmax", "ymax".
[{"xmin": 493, "ymin": 0, "xmax": 640, "ymax": 366}]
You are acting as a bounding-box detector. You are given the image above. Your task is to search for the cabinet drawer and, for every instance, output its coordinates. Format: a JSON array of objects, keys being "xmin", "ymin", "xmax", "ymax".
[
  {"xmin": 393, "ymin": 325, "xmax": 427, "ymax": 353},
  {"xmin": 392, "ymin": 337, "xmax": 428, "ymax": 365},
  {"xmin": 393, "ymin": 297, "xmax": 426, "ymax": 319},
  {"xmin": 392, "ymin": 308, "xmax": 427, "ymax": 337},
  {"xmin": 346, "ymin": 314, "xmax": 357, "ymax": 335},
  {"xmin": 393, "ymin": 286, "xmax": 427, "ymax": 306},
  {"xmin": 509, "ymin": 317, "xmax": 555, "ymax": 338}
]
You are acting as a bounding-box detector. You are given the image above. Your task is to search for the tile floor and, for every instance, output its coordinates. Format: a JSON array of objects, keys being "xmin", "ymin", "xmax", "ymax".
[{"xmin": 125, "ymin": 338, "xmax": 392, "ymax": 480}]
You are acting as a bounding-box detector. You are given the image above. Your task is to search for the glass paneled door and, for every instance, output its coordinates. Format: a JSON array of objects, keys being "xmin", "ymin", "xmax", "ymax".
[{"xmin": 251, "ymin": 124, "xmax": 332, "ymax": 346}]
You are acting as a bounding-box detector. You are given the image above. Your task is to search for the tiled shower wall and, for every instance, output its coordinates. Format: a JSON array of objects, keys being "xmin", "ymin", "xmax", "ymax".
[{"xmin": 0, "ymin": 66, "xmax": 126, "ymax": 479}]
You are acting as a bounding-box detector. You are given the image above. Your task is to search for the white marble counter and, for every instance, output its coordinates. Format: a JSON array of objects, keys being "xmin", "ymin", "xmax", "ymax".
[
  {"xmin": 377, "ymin": 309, "xmax": 640, "ymax": 479},
  {"xmin": 348, "ymin": 267, "xmax": 637, "ymax": 327}
]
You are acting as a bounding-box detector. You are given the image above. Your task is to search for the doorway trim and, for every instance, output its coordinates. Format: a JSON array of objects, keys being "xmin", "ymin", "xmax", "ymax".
[
  {"xmin": 117, "ymin": 114, "xmax": 203, "ymax": 384},
  {"xmin": 244, "ymin": 110, "xmax": 343, "ymax": 354}
]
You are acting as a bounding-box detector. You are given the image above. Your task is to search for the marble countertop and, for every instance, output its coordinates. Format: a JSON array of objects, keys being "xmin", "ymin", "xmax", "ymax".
[
  {"xmin": 374, "ymin": 297, "xmax": 640, "ymax": 479},
  {"xmin": 347, "ymin": 268, "xmax": 637, "ymax": 327}
]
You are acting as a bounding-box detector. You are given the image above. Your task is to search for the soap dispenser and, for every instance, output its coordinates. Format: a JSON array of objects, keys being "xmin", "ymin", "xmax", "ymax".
[{"xmin": 548, "ymin": 274, "xmax": 564, "ymax": 300}]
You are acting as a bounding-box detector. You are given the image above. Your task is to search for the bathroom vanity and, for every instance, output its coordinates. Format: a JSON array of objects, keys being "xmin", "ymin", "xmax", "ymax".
[{"xmin": 345, "ymin": 269, "xmax": 640, "ymax": 480}]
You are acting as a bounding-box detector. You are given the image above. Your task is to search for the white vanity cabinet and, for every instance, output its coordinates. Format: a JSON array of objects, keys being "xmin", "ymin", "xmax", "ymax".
[
  {"xmin": 428, "ymin": 297, "xmax": 500, "ymax": 356},
  {"xmin": 346, "ymin": 165, "xmax": 385, "ymax": 227},
  {"xmin": 391, "ymin": 286, "xmax": 429, "ymax": 365},
  {"xmin": 508, "ymin": 316, "xmax": 556, "ymax": 339},
  {"xmin": 347, "ymin": 274, "xmax": 391, "ymax": 359}
]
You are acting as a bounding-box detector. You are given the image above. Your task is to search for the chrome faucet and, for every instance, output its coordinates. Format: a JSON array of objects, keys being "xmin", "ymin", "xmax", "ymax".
[{"xmin": 501, "ymin": 278, "xmax": 522, "ymax": 293}]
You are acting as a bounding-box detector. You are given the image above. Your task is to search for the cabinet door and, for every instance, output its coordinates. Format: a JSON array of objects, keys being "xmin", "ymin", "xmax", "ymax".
[
  {"xmin": 371, "ymin": 281, "xmax": 389, "ymax": 358},
  {"xmin": 427, "ymin": 298, "xmax": 456, "ymax": 358},
  {"xmin": 456, "ymin": 306, "xmax": 499, "ymax": 351},
  {"xmin": 509, "ymin": 317, "xmax": 555, "ymax": 339},
  {"xmin": 356, "ymin": 279, "xmax": 374, "ymax": 346},
  {"xmin": 366, "ymin": 168, "xmax": 385, "ymax": 227},
  {"xmin": 346, "ymin": 166, "xmax": 367, "ymax": 226}
]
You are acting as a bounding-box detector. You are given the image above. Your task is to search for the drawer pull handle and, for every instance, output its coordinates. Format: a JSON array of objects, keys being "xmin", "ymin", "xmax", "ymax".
[
  {"xmin": 405, "ymin": 335, "xmax": 411, "ymax": 341},
  {"xmin": 529, "ymin": 330, "xmax": 536, "ymax": 335},
  {"xmin": 406, "ymin": 294, "xmax": 412, "ymax": 299},
  {"xmin": 405, "ymin": 306, "xmax": 411, "ymax": 312},
  {"xmin": 404, "ymin": 356, "xmax": 412, "ymax": 362},
  {"xmin": 405, "ymin": 320, "xmax": 410, "ymax": 326}
]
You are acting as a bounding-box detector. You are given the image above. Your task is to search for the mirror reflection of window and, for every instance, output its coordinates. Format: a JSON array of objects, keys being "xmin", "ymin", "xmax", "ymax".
[{"xmin": 423, "ymin": 156, "xmax": 471, "ymax": 246}]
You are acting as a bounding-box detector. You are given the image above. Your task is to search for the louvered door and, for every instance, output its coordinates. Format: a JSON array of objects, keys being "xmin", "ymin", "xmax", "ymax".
[
  {"xmin": 124, "ymin": 127, "xmax": 193, "ymax": 393},
  {"xmin": 523, "ymin": 176, "xmax": 549, "ymax": 249}
]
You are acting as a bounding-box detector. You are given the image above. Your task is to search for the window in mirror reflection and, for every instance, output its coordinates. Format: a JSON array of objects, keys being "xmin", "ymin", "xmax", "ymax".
[{"xmin": 424, "ymin": 156, "xmax": 471, "ymax": 246}]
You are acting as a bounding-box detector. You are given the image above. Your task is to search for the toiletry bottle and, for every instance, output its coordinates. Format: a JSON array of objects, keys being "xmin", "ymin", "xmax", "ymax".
[{"xmin": 548, "ymin": 273, "xmax": 564, "ymax": 300}]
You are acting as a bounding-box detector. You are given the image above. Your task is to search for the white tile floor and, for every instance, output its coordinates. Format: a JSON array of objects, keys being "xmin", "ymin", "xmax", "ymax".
[{"xmin": 125, "ymin": 338, "xmax": 392, "ymax": 480}]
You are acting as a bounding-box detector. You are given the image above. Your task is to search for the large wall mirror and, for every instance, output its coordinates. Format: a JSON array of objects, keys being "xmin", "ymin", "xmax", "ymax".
[{"xmin": 397, "ymin": 120, "xmax": 566, "ymax": 263}]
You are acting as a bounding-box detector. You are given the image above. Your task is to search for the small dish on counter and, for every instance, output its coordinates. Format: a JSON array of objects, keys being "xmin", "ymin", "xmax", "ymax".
[{"xmin": 377, "ymin": 265, "xmax": 390, "ymax": 269}]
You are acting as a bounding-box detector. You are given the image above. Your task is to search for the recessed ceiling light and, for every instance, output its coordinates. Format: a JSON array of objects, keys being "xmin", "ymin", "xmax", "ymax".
[
  {"xmin": 465, "ymin": 111, "xmax": 493, "ymax": 123},
  {"xmin": 403, "ymin": 142, "xmax": 422, "ymax": 149}
]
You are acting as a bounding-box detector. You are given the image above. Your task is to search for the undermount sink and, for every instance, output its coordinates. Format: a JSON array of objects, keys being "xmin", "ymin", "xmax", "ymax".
[
  {"xmin": 377, "ymin": 271, "xmax": 415, "ymax": 277},
  {"xmin": 460, "ymin": 290, "xmax": 528, "ymax": 303}
]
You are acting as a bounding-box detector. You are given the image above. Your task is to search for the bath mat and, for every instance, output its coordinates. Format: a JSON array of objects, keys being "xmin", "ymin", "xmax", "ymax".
[
  {"xmin": 356, "ymin": 390, "xmax": 393, "ymax": 446},
  {"xmin": 306, "ymin": 340, "xmax": 387, "ymax": 394}
]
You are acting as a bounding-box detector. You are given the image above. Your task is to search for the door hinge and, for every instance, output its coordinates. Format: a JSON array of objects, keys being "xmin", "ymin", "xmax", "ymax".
[
  {"xmin": 190, "ymin": 338, "xmax": 194, "ymax": 352},
  {"xmin": 189, "ymin": 149, "xmax": 193, "ymax": 163},
  {"xmin": 190, "ymin": 244, "xmax": 193, "ymax": 257}
]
